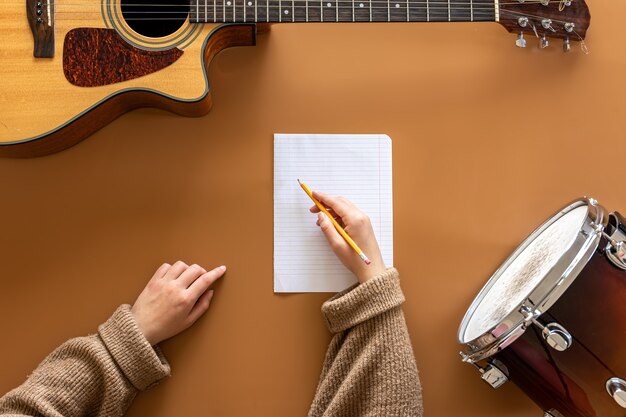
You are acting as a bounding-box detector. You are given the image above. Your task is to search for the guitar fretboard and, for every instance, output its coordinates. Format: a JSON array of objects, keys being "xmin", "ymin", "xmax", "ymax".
[{"xmin": 189, "ymin": 0, "xmax": 497, "ymax": 23}]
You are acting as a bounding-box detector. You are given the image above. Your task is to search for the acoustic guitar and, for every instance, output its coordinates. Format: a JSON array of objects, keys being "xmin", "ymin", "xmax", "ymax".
[{"xmin": 0, "ymin": 0, "xmax": 590, "ymax": 157}]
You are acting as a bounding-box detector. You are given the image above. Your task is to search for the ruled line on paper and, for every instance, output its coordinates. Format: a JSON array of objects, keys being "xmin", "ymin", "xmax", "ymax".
[{"xmin": 273, "ymin": 134, "xmax": 393, "ymax": 293}]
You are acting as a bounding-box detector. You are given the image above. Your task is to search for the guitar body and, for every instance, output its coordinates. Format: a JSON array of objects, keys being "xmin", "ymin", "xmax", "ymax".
[{"xmin": 0, "ymin": 1, "xmax": 259, "ymax": 157}]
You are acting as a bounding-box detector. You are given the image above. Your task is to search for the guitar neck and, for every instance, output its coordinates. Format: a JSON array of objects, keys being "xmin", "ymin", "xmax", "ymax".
[{"xmin": 189, "ymin": 0, "xmax": 497, "ymax": 24}]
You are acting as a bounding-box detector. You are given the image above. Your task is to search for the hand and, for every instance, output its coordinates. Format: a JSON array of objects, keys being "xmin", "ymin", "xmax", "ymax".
[
  {"xmin": 310, "ymin": 192, "xmax": 387, "ymax": 284},
  {"xmin": 131, "ymin": 261, "xmax": 226, "ymax": 345}
]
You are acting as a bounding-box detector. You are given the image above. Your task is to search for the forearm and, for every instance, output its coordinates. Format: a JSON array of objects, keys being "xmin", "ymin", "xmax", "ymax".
[
  {"xmin": 0, "ymin": 305, "xmax": 170, "ymax": 417},
  {"xmin": 309, "ymin": 269, "xmax": 423, "ymax": 417}
]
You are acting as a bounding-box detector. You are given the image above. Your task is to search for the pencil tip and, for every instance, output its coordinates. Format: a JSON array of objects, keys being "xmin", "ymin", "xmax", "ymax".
[{"xmin": 297, "ymin": 179, "xmax": 301, "ymax": 183}]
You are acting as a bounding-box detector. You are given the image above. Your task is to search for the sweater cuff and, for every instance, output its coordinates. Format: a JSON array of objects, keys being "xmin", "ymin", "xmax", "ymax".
[
  {"xmin": 321, "ymin": 268, "xmax": 405, "ymax": 333},
  {"xmin": 98, "ymin": 305, "xmax": 171, "ymax": 390}
]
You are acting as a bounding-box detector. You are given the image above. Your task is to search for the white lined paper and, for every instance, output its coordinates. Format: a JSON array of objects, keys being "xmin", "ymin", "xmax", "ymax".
[{"xmin": 274, "ymin": 134, "xmax": 393, "ymax": 293}]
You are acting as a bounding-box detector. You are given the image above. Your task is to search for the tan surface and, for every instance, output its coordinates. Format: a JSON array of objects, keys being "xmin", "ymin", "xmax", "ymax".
[{"xmin": 1, "ymin": 0, "xmax": 626, "ymax": 415}]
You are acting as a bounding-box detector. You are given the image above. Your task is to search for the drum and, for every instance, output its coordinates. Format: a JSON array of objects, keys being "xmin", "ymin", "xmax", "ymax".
[{"xmin": 458, "ymin": 198, "xmax": 626, "ymax": 417}]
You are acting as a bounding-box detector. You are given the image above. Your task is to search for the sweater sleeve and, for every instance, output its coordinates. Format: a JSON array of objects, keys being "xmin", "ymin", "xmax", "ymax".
[
  {"xmin": 308, "ymin": 268, "xmax": 423, "ymax": 417},
  {"xmin": 0, "ymin": 305, "xmax": 171, "ymax": 417}
]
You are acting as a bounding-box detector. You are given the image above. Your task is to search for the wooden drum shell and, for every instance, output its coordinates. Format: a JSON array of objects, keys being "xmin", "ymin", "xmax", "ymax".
[{"xmin": 495, "ymin": 251, "xmax": 626, "ymax": 417}]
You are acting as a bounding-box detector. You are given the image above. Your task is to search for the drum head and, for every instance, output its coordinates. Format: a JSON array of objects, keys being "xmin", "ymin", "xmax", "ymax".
[{"xmin": 459, "ymin": 200, "xmax": 595, "ymax": 345}]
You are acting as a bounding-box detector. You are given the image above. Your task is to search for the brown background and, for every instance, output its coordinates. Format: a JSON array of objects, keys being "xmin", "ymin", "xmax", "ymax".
[{"xmin": 1, "ymin": 0, "xmax": 625, "ymax": 415}]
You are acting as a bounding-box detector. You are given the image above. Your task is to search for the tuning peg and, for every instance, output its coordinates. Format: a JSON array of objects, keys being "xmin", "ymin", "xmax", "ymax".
[
  {"xmin": 563, "ymin": 37, "xmax": 571, "ymax": 52},
  {"xmin": 541, "ymin": 18, "xmax": 556, "ymax": 33},
  {"xmin": 516, "ymin": 32, "xmax": 527, "ymax": 48},
  {"xmin": 540, "ymin": 34, "xmax": 549, "ymax": 49}
]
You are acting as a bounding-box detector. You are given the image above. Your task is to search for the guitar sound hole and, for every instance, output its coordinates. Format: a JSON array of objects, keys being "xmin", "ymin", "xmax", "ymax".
[{"xmin": 121, "ymin": 0, "xmax": 189, "ymax": 38}]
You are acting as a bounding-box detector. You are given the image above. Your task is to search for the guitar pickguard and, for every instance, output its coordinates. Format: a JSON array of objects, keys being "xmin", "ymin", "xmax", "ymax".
[{"xmin": 63, "ymin": 28, "xmax": 184, "ymax": 88}]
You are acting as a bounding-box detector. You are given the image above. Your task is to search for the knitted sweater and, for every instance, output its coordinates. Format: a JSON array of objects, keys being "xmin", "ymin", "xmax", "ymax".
[
  {"xmin": 0, "ymin": 268, "xmax": 422, "ymax": 417},
  {"xmin": 308, "ymin": 268, "xmax": 422, "ymax": 417}
]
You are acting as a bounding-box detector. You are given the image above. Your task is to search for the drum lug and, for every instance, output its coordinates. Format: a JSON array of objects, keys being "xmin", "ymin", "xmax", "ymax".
[
  {"xmin": 606, "ymin": 377, "xmax": 626, "ymax": 408},
  {"xmin": 460, "ymin": 352, "xmax": 509, "ymax": 389},
  {"xmin": 604, "ymin": 212, "xmax": 626, "ymax": 270},
  {"xmin": 520, "ymin": 306, "xmax": 573, "ymax": 352},
  {"xmin": 480, "ymin": 361, "xmax": 509, "ymax": 389},
  {"xmin": 530, "ymin": 317, "xmax": 573, "ymax": 351},
  {"xmin": 606, "ymin": 242, "xmax": 626, "ymax": 270},
  {"xmin": 541, "ymin": 322, "xmax": 573, "ymax": 351}
]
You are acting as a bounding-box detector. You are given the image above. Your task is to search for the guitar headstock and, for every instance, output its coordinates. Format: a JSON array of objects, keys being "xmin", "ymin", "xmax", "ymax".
[{"xmin": 497, "ymin": 0, "xmax": 590, "ymax": 52}]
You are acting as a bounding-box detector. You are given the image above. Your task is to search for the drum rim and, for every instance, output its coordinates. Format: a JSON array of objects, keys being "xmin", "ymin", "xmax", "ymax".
[{"xmin": 458, "ymin": 197, "xmax": 607, "ymax": 363}]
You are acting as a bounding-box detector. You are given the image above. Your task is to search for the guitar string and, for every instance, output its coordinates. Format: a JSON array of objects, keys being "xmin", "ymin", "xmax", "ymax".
[
  {"xmin": 54, "ymin": 15, "xmax": 501, "ymax": 20},
  {"xmin": 493, "ymin": 7, "xmax": 577, "ymax": 24},
  {"xmin": 50, "ymin": 8, "xmax": 518, "ymax": 16},
  {"xmin": 47, "ymin": 0, "xmax": 583, "ymax": 20},
  {"xmin": 53, "ymin": 8, "xmax": 580, "ymax": 24},
  {"xmin": 49, "ymin": 6, "xmax": 576, "ymax": 16},
  {"xmin": 35, "ymin": 0, "xmax": 578, "ymax": 7},
  {"xmin": 48, "ymin": 3, "xmax": 529, "ymax": 14},
  {"xmin": 49, "ymin": 1, "xmax": 578, "ymax": 14},
  {"xmin": 52, "ymin": 8, "xmax": 508, "ymax": 13},
  {"xmin": 41, "ymin": 0, "xmax": 578, "ymax": 7}
]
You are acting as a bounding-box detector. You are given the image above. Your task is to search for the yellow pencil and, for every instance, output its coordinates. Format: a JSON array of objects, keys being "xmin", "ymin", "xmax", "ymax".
[{"xmin": 298, "ymin": 179, "xmax": 371, "ymax": 265}]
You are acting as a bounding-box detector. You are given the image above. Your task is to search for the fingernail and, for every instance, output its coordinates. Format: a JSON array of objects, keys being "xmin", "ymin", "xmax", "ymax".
[
  {"xmin": 208, "ymin": 290, "xmax": 215, "ymax": 298},
  {"xmin": 219, "ymin": 265, "xmax": 226, "ymax": 272}
]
